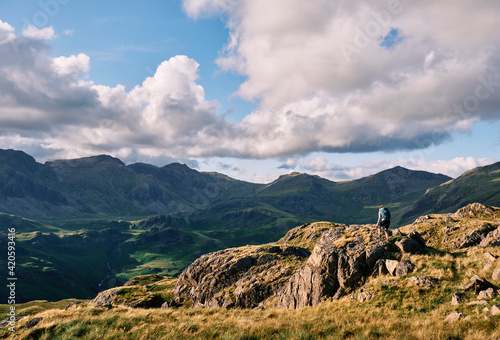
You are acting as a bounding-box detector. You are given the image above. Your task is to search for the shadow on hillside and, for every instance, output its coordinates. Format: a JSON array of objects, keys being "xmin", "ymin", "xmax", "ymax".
[{"xmin": 423, "ymin": 246, "xmax": 467, "ymax": 258}]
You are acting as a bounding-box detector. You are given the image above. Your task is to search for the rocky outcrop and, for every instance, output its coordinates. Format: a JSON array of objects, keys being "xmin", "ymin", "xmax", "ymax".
[
  {"xmin": 453, "ymin": 203, "xmax": 496, "ymax": 219},
  {"xmin": 91, "ymin": 286, "xmax": 165, "ymax": 309},
  {"xmin": 174, "ymin": 222, "xmax": 418, "ymax": 309},
  {"xmin": 277, "ymin": 225, "xmax": 388, "ymax": 308},
  {"xmin": 173, "ymin": 244, "xmax": 310, "ymax": 308}
]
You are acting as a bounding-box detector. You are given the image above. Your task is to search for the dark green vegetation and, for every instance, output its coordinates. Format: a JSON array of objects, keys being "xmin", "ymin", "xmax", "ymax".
[
  {"xmin": 0, "ymin": 148, "xmax": 499, "ymax": 303},
  {"xmin": 403, "ymin": 161, "xmax": 500, "ymax": 220}
]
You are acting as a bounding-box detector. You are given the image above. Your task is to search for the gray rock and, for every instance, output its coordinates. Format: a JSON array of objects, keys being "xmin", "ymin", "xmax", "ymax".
[
  {"xmin": 451, "ymin": 292, "xmax": 466, "ymax": 305},
  {"xmin": 385, "ymin": 260, "xmax": 399, "ymax": 276},
  {"xmin": 392, "ymin": 229, "xmax": 402, "ymax": 237},
  {"xmin": 278, "ymin": 265, "xmax": 336, "ymax": 308},
  {"xmin": 408, "ymin": 231, "xmax": 426, "ymax": 248},
  {"xmin": 357, "ymin": 290, "xmax": 372, "ymax": 302},
  {"xmin": 174, "ymin": 246, "xmax": 305, "ymax": 308},
  {"xmin": 452, "ymin": 227, "xmax": 493, "ymax": 249},
  {"xmin": 460, "ymin": 276, "xmax": 494, "ymax": 294},
  {"xmin": 174, "ymin": 223, "xmax": 389, "ymax": 309},
  {"xmin": 492, "ymin": 305, "xmax": 500, "ymax": 316},
  {"xmin": 467, "ymin": 300, "xmax": 488, "ymax": 306},
  {"xmin": 444, "ymin": 312, "xmax": 463, "ymax": 323},
  {"xmin": 480, "ymin": 227, "xmax": 500, "ymax": 247},
  {"xmin": 483, "ymin": 262, "xmax": 494, "ymax": 271},
  {"xmin": 453, "ymin": 203, "xmax": 495, "ymax": 218},
  {"xmin": 484, "ymin": 252, "xmax": 497, "ymax": 262},
  {"xmin": 396, "ymin": 237, "xmax": 422, "ymax": 253},
  {"xmin": 161, "ymin": 300, "xmax": 180, "ymax": 309},
  {"xmin": 477, "ymin": 288, "xmax": 496, "ymax": 300},
  {"xmin": 26, "ymin": 317, "xmax": 43, "ymax": 329},
  {"xmin": 492, "ymin": 268, "xmax": 500, "ymax": 281},
  {"xmin": 394, "ymin": 260, "xmax": 416, "ymax": 277},
  {"xmin": 408, "ymin": 276, "xmax": 438, "ymax": 288},
  {"xmin": 372, "ymin": 259, "xmax": 389, "ymax": 277},
  {"xmin": 65, "ymin": 302, "xmax": 82, "ymax": 310}
]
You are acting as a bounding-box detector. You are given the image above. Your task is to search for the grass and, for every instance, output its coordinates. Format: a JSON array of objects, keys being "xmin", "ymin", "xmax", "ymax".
[{"xmin": 2, "ymin": 289, "xmax": 499, "ymax": 340}]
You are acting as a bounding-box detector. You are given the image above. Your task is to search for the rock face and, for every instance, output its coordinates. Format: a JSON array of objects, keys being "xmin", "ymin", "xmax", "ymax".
[
  {"xmin": 174, "ymin": 222, "xmax": 417, "ymax": 309},
  {"xmin": 173, "ymin": 244, "xmax": 310, "ymax": 308}
]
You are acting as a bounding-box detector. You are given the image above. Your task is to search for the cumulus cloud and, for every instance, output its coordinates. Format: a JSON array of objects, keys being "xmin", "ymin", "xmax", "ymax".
[
  {"xmin": 0, "ymin": 26, "xmax": 235, "ymax": 162},
  {"xmin": 22, "ymin": 25, "xmax": 56, "ymax": 40},
  {"xmin": 184, "ymin": 0, "xmax": 500, "ymax": 157},
  {"xmin": 0, "ymin": 20, "xmax": 15, "ymax": 44},
  {"xmin": 2, "ymin": 0, "xmax": 500, "ymax": 168},
  {"xmin": 52, "ymin": 53, "xmax": 90, "ymax": 77}
]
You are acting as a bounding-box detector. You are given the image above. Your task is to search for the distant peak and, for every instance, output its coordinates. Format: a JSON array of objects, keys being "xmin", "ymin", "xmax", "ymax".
[{"xmin": 47, "ymin": 154, "xmax": 125, "ymax": 167}]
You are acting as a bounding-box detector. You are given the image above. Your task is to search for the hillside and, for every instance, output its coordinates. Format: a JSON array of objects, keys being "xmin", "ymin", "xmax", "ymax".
[
  {"xmin": 402, "ymin": 161, "xmax": 500, "ymax": 221},
  {"xmin": 0, "ymin": 149, "xmax": 262, "ymax": 219},
  {"xmin": 2, "ymin": 203, "xmax": 499, "ymax": 339}
]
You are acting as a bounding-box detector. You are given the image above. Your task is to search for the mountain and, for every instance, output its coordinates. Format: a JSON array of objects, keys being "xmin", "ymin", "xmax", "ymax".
[
  {"xmin": 0, "ymin": 149, "xmax": 262, "ymax": 219},
  {"xmin": 255, "ymin": 167, "xmax": 452, "ymax": 225},
  {"xmin": 0, "ymin": 148, "xmax": 454, "ymax": 225},
  {"xmin": 402, "ymin": 161, "xmax": 500, "ymax": 221}
]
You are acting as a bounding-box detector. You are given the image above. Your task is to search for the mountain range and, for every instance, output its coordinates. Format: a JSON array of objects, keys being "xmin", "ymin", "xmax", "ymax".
[{"xmin": 0, "ymin": 148, "xmax": 499, "ymax": 302}]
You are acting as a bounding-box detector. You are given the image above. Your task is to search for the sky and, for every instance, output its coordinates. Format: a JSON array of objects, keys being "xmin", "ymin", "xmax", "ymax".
[{"xmin": 0, "ymin": 0, "xmax": 499, "ymax": 183}]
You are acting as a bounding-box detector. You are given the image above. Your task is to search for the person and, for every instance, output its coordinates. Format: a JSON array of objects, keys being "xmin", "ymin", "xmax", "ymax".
[{"xmin": 377, "ymin": 205, "xmax": 391, "ymax": 241}]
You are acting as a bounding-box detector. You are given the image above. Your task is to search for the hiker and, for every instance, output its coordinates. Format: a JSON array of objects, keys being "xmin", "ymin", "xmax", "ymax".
[{"xmin": 377, "ymin": 205, "xmax": 391, "ymax": 241}]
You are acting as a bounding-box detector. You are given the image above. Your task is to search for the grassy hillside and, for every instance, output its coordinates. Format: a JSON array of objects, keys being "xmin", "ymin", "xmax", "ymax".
[
  {"xmin": 402, "ymin": 162, "xmax": 500, "ymax": 221},
  {"xmin": 1, "ymin": 205, "xmax": 499, "ymax": 339}
]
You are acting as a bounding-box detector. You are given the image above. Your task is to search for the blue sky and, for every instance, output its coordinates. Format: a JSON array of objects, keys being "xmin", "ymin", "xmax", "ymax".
[{"xmin": 0, "ymin": 0, "xmax": 499, "ymax": 183}]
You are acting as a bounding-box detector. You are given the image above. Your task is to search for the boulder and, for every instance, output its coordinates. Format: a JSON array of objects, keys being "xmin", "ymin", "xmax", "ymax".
[
  {"xmin": 491, "ymin": 305, "xmax": 500, "ymax": 316},
  {"xmin": 26, "ymin": 318, "xmax": 43, "ymax": 329},
  {"xmin": 484, "ymin": 252, "xmax": 497, "ymax": 262},
  {"xmin": 480, "ymin": 227, "xmax": 500, "ymax": 247},
  {"xmin": 396, "ymin": 237, "xmax": 422, "ymax": 253},
  {"xmin": 408, "ymin": 231, "xmax": 426, "ymax": 248},
  {"xmin": 452, "ymin": 227, "xmax": 494, "ymax": 249},
  {"xmin": 451, "ymin": 292, "xmax": 466, "ymax": 305},
  {"xmin": 453, "ymin": 203, "xmax": 495, "ymax": 218},
  {"xmin": 385, "ymin": 260, "xmax": 399, "ymax": 276},
  {"xmin": 477, "ymin": 288, "xmax": 496, "ymax": 300},
  {"xmin": 277, "ymin": 226, "xmax": 387, "ymax": 308},
  {"xmin": 394, "ymin": 260, "xmax": 416, "ymax": 277},
  {"xmin": 408, "ymin": 276, "xmax": 438, "ymax": 289},
  {"xmin": 492, "ymin": 268, "xmax": 500, "ymax": 281},
  {"xmin": 91, "ymin": 286, "xmax": 165, "ymax": 309},
  {"xmin": 392, "ymin": 229, "xmax": 402, "ymax": 237},
  {"xmin": 357, "ymin": 289, "xmax": 372, "ymax": 302},
  {"xmin": 460, "ymin": 276, "xmax": 494, "ymax": 294},
  {"xmin": 372, "ymin": 259, "xmax": 389, "ymax": 277},
  {"xmin": 444, "ymin": 312, "xmax": 463, "ymax": 323}
]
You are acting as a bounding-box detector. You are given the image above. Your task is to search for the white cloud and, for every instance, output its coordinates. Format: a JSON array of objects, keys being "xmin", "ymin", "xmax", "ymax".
[
  {"xmin": 184, "ymin": 0, "xmax": 500, "ymax": 158},
  {"xmin": 22, "ymin": 25, "xmax": 56, "ymax": 40},
  {"xmin": 0, "ymin": 20, "xmax": 15, "ymax": 44},
  {"xmin": 2, "ymin": 0, "xmax": 500, "ymax": 171},
  {"xmin": 52, "ymin": 53, "xmax": 90, "ymax": 77}
]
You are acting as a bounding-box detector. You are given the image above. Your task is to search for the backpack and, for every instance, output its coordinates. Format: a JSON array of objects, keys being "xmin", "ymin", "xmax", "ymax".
[{"xmin": 381, "ymin": 207, "xmax": 391, "ymax": 220}]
